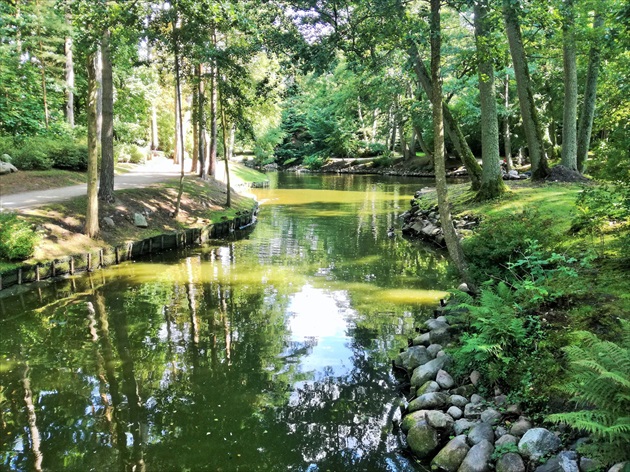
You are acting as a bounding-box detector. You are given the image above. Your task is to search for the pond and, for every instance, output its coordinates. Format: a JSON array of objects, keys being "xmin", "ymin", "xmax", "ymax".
[{"xmin": 0, "ymin": 172, "xmax": 456, "ymax": 471}]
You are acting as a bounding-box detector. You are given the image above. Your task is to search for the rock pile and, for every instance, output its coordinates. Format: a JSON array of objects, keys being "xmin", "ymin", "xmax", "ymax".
[
  {"xmin": 394, "ymin": 308, "xmax": 624, "ymax": 472},
  {"xmin": 400, "ymin": 190, "xmax": 479, "ymax": 246}
]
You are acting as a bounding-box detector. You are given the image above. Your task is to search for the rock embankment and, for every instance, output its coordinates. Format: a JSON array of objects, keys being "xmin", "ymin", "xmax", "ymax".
[
  {"xmin": 393, "ymin": 305, "xmax": 625, "ymax": 472},
  {"xmin": 400, "ymin": 190, "xmax": 479, "ymax": 246}
]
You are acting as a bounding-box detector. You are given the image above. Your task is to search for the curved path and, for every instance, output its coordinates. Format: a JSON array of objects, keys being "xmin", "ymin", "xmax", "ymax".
[{"xmin": 0, "ymin": 157, "xmax": 186, "ymax": 211}]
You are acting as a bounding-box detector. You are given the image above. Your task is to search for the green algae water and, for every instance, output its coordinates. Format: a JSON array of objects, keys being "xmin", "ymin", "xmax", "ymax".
[{"xmin": 0, "ymin": 173, "xmax": 455, "ymax": 471}]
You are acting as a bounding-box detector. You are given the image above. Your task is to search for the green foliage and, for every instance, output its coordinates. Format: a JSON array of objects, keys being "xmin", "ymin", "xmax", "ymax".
[
  {"xmin": 548, "ymin": 322, "xmax": 630, "ymax": 465},
  {"xmin": 0, "ymin": 136, "xmax": 88, "ymax": 171},
  {"xmin": 371, "ymin": 155, "xmax": 394, "ymax": 168},
  {"xmin": 462, "ymin": 209, "xmax": 556, "ymax": 282},
  {"xmin": 115, "ymin": 144, "xmax": 147, "ymax": 164},
  {"xmin": 0, "ymin": 212, "xmax": 38, "ymax": 261},
  {"xmin": 491, "ymin": 442, "xmax": 519, "ymax": 460},
  {"xmin": 572, "ymin": 182, "xmax": 630, "ymax": 233},
  {"xmin": 302, "ymin": 155, "xmax": 327, "ymax": 170}
]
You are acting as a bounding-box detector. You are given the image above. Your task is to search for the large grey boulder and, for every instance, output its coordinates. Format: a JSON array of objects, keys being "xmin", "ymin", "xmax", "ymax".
[
  {"xmin": 535, "ymin": 451, "xmax": 578, "ymax": 472},
  {"xmin": 496, "ymin": 453, "xmax": 526, "ymax": 472},
  {"xmin": 401, "ymin": 410, "xmax": 430, "ymax": 433},
  {"xmin": 437, "ymin": 369, "xmax": 456, "ymax": 389},
  {"xmin": 430, "ymin": 327, "xmax": 452, "ymax": 344},
  {"xmin": 447, "ymin": 406, "xmax": 463, "ymax": 420},
  {"xmin": 480, "ymin": 408, "xmax": 502, "ymax": 425},
  {"xmin": 417, "ymin": 381, "xmax": 441, "ymax": 395},
  {"xmin": 427, "ymin": 343, "xmax": 443, "ymax": 358},
  {"xmin": 413, "ymin": 332, "xmax": 431, "ymax": 346},
  {"xmin": 425, "ymin": 410, "xmax": 455, "ymax": 431},
  {"xmin": 450, "ymin": 395, "xmax": 469, "ymax": 407},
  {"xmin": 407, "ymin": 420, "xmax": 440, "ymax": 459},
  {"xmin": 426, "ymin": 318, "xmax": 450, "ymax": 330},
  {"xmin": 495, "ymin": 434, "xmax": 518, "ymax": 447},
  {"xmin": 454, "ymin": 419, "xmax": 479, "ymax": 435},
  {"xmin": 397, "ymin": 345, "xmax": 431, "ymax": 371},
  {"xmin": 468, "ymin": 422, "xmax": 494, "ymax": 446},
  {"xmin": 510, "ymin": 417, "xmax": 533, "ymax": 437},
  {"xmin": 464, "ymin": 402, "xmax": 484, "ymax": 419},
  {"xmin": 411, "ymin": 356, "xmax": 448, "ymax": 387},
  {"xmin": 431, "ymin": 435, "xmax": 470, "ymax": 472},
  {"xmin": 408, "ymin": 392, "xmax": 449, "ymax": 411},
  {"xmin": 458, "ymin": 440, "xmax": 494, "ymax": 472},
  {"xmin": 518, "ymin": 428, "xmax": 561, "ymax": 461},
  {"xmin": 0, "ymin": 161, "xmax": 18, "ymax": 175}
]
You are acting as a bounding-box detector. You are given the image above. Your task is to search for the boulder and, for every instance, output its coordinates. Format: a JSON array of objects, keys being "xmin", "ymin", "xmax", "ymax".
[
  {"xmin": 510, "ymin": 417, "xmax": 533, "ymax": 437},
  {"xmin": 103, "ymin": 217, "xmax": 115, "ymax": 228},
  {"xmin": 431, "ymin": 435, "xmax": 470, "ymax": 472},
  {"xmin": 468, "ymin": 422, "xmax": 495, "ymax": 446},
  {"xmin": 417, "ymin": 380, "xmax": 441, "ymax": 395},
  {"xmin": 411, "ymin": 356, "xmax": 448, "ymax": 387},
  {"xmin": 425, "ymin": 410, "xmax": 455, "ymax": 431},
  {"xmin": 407, "ymin": 420, "xmax": 440, "ymax": 459},
  {"xmin": 426, "ymin": 318, "xmax": 450, "ymax": 330},
  {"xmin": 436, "ymin": 369, "xmax": 456, "ymax": 389},
  {"xmin": 518, "ymin": 428, "xmax": 561, "ymax": 461},
  {"xmin": 458, "ymin": 440, "xmax": 494, "ymax": 472},
  {"xmin": 408, "ymin": 392, "xmax": 449, "ymax": 411},
  {"xmin": 0, "ymin": 153, "xmax": 12, "ymax": 162},
  {"xmin": 401, "ymin": 410, "xmax": 430, "ymax": 433},
  {"xmin": 430, "ymin": 327, "xmax": 452, "ymax": 344},
  {"xmin": 398, "ymin": 345, "xmax": 432, "ymax": 371},
  {"xmin": 464, "ymin": 402, "xmax": 484, "ymax": 419},
  {"xmin": 579, "ymin": 457, "xmax": 600, "ymax": 472},
  {"xmin": 608, "ymin": 463, "xmax": 629, "ymax": 472},
  {"xmin": 469, "ymin": 370, "xmax": 481, "ymax": 386},
  {"xmin": 494, "ymin": 426, "xmax": 508, "ymax": 439},
  {"xmin": 534, "ymin": 451, "xmax": 579, "ymax": 472},
  {"xmin": 134, "ymin": 212, "xmax": 148, "ymax": 228},
  {"xmin": 452, "ymin": 385, "xmax": 476, "ymax": 397},
  {"xmin": 506, "ymin": 404, "xmax": 522, "ymax": 416},
  {"xmin": 447, "ymin": 406, "xmax": 463, "ymax": 420},
  {"xmin": 450, "ymin": 395, "xmax": 469, "ymax": 407},
  {"xmin": 0, "ymin": 161, "xmax": 18, "ymax": 175},
  {"xmin": 413, "ymin": 332, "xmax": 431, "ymax": 346},
  {"xmin": 427, "ymin": 343, "xmax": 443, "ymax": 358},
  {"xmin": 495, "ymin": 434, "xmax": 518, "ymax": 447},
  {"xmin": 496, "ymin": 453, "xmax": 526, "ymax": 472},
  {"xmin": 454, "ymin": 419, "xmax": 479, "ymax": 435},
  {"xmin": 480, "ymin": 408, "xmax": 502, "ymax": 425},
  {"xmin": 470, "ymin": 394, "xmax": 484, "ymax": 404}
]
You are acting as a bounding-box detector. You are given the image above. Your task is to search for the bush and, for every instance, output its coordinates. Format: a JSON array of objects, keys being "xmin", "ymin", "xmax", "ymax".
[
  {"xmin": 371, "ymin": 155, "xmax": 394, "ymax": 168},
  {"xmin": 0, "ymin": 136, "xmax": 88, "ymax": 171},
  {"xmin": 0, "ymin": 212, "xmax": 38, "ymax": 261},
  {"xmin": 115, "ymin": 143, "xmax": 146, "ymax": 164},
  {"xmin": 548, "ymin": 321, "xmax": 630, "ymax": 465},
  {"xmin": 302, "ymin": 154, "xmax": 327, "ymax": 170},
  {"xmin": 462, "ymin": 209, "xmax": 556, "ymax": 283},
  {"xmin": 48, "ymin": 141, "xmax": 88, "ymax": 171}
]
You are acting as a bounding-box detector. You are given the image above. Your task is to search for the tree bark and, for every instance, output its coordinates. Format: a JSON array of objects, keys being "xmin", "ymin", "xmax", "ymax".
[
  {"xmin": 577, "ymin": 12, "xmax": 604, "ymax": 173},
  {"xmin": 198, "ymin": 64, "xmax": 208, "ymax": 180},
  {"xmin": 173, "ymin": 84, "xmax": 180, "ymax": 165},
  {"xmin": 503, "ymin": 74, "xmax": 513, "ymax": 171},
  {"xmin": 86, "ymin": 53, "xmax": 100, "ymax": 238},
  {"xmin": 409, "ymin": 43, "xmax": 482, "ymax": 190},
  {"xmin": 96, "ymin": 48, "xmax": 103, "ymax": 143},
  {"xmin": 150, "ymin": 105, "xmax": 158, "ymax": 151},
  {"xmin": 173, "ymin": 24, "xmax": 185, "ymax": 218},
  {"xmin": 430, "ymin": 0, "xmax": 470, "ymax": 284},
  {"xmin": 502, "ymin": 0, "xmax": 549, "ymax": 179},
  {"xmin": 474, "ymin": 0, "xmax": 507, "ymax": 200},
  {"xmin": 208, "ymin": 31, "xmax": 218, "ymax": 178},
  {"xmin": 192, "ymin": 86, "xmax": 198, "ymax": 174},
  {"xmin": 220, "ymin": 95, "xmax": 231, "ymax": 208},
  {"xmin": 99, "ymin": 29, "xmax": 115, "ymax": 203},
  {"xmin": 38, "ymin": 40, "xmax": 49, "ymax": 130},
  {"xmin": 561, "ymin": 0, "xmax": 578, "ymax": 171},
  {"xmin": 64, "ymin": 14, "xmax": 74, "ymax": 128}
]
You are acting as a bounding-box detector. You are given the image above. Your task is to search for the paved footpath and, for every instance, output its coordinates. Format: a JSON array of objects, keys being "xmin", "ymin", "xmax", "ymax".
[{"xmin": 0, "ymin": 157, "xmax": 186, "ymax": 211}]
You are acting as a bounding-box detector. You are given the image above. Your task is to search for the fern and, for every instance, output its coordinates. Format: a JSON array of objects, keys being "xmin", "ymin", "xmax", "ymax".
[{"xmin": 548, "ymin": 321, "xmax": 630, "ymax": 464}]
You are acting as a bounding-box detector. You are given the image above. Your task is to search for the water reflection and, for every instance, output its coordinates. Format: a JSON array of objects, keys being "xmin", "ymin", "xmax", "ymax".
[{"xmin": 1, "ymin": 173, "xmax": 454, "ymax": 471}]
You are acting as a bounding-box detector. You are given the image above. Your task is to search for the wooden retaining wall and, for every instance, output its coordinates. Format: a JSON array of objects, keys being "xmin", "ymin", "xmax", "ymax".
[{"xmin": 0, "ymin": 207, "xmax": 258, "ymax": 293}]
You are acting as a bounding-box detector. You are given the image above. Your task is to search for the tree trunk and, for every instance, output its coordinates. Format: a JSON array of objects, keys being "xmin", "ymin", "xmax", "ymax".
[
  {"xmin": 208, "ymin": 32, "xmax": 218, "ymax": 178},
  {"xmin": 474, "ymin": 0, "xmax": 507, "ymax": 200},
  {"xmin": 173, "ymin": 84, "xmax": 180, "ymax": 165},
  {"xmin": 561, "ymin": 0, "xmax": 578, "ymax": 171},
  {"xmin": 502, "ymin": 0, "xmax": 549, "ymax": 179},
  {"xmin": 86, "ymin": 53, "xmax": 100, "ymax": 238},
  {"xmin": 192, "ymin": 86, "xmax": 198, "ymax": 174},
  {"xmin": 577, "ymin": 12, "xmax": 604, "ymax": 173},
  {"xmin": 173, "ymin": 25, "xmax": 185, "ymax": 218},
  {"xmin": 198, "ymin": 64, "xmax": 207, "ymax": 180},
  {"xmin": 409, "ymin": 44, "xmax": 482, "ymax": 190},
  {"xmin": 96, "ymin": 48, "xmax": 103, "ymax": 143},
  {"xmin": 38, "ymin": 40, "xmax": 49, "ymax": 130},
  {"xmin": 64, "ymin": 15, "xmax": 74, "ymax": 128},
  {"xmin": 99, "ymin": 29, "xmax": 115, "ymax": 203},
  {"xmin": 220, "ymin": 95, "xmax": 231, "ymax": 208},
  {"xmin": 503, "ymin": 74, "xmax": 513, "ymax": 170},
  {"xmin": 151, "ymin": 105, "xmax": 158, "ymax": 151},
  {"xmin": 228, "ymin": 123, "xmax": 236, "ymax": 161},
  {"xmin": 409, "ymin": 127, "xmax": 417, "ymax": 157},
  {"xmin": 413, "ymin": 124, "xmax": 433, "ymax": 160},
  {"xmin": 430, "ymin": 0, "xmax": 470, "ymax": 285}
]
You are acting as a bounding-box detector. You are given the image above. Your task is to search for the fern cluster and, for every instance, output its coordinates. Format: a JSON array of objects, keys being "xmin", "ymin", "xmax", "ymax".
[{"xmin": 548, "ymin": 320, "xmax": 630, "ymax": 464}]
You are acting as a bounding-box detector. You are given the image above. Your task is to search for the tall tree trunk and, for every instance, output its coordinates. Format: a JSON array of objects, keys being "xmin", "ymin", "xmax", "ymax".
[
  {"xmin": 502, "ymin": 0, "xmax": 549, "ymax": 179},
  {"xmin": 413, "ymin": 124, "xmax": 433, "ymax": 160},
  {"xmin": 228, "ymin": 123, "xmax": 236, "ymax": 161},
  {"xmin": 64, "ymin": 15, "xmax": 74, "ymax": 128},
  {"xmin": 173, "ymin": 84, "xmax": 180, "ymax": 165},
  {"xmin": 409, "ymin": 43, "xmax": 482, "ymax": 190},
  {"xmin": 150, "ymin": 105, "xmax": 158, "ymax": 151},
  {"xmin": 192, "ymin": 86, "xmax": 199, "ymax": 173},
  {"xmin": 561, "ymin": 0, "xmax": 578, "ymax": 171},
  {"xmin": 503, "ymin": 74, "xmax": 513, "ymax": 171},
  {"xmin": 577, "ymin": 12, "xmax": 604, "ymax": 173},
  {"xmin": 38, "ymin": 40, "xmax": 49, "ymax": 130},
  {"xmin": 474, "ymin": 0, "xmax": 507, "ymax": 200},
  {"xmin": 198, "ymin": 64, "xmax": 207, "ymax": 180},
  {"xmin": 371, "ymin": 109, "xmax": 378, "ymax": 144},
  {"xmin": 220, "ymin": 93, "xmax": 231, "ymax": 208},
  {"xmin": 409, "ymin": 127, "xmax": 417, "ymax": 157},
  {"xmin": 96, "ymin": 48, "xmax": 103, "ymax": 143},
  {"xmin": 208, "ymin": 31, "xmax": 218, "ymax": 178},
  {"xmin": 86, "ymin": 53, "xmax": 100, "ymax": 238},
  {"xmin": 173, "ymin": 25, "xmax": 186, "ymax": 218},
  {"xmin": 99, "ymin": 29, "xmax": 115, "ymax": 203},
  {"xmin": 430, "ymin": 0, "xmax": 470, "ymax": 285}
]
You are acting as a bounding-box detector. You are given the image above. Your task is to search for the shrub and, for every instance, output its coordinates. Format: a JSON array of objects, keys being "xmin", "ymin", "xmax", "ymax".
[
  {"xmin": 462, "ymin": 209, "xmax": 555, "ymax": 283},
  {"xmin": 372, "ymin": 155, "xmax": 394, "ymax": 168},
  {"xmin": 10, "ymin": 138, "xmax": 53, "ymax": 170},
  {"xmin": 0, "ymin": 212, "xmax": 38, "ymax": 261},
  {"xmin": 0, "ymin": 136, "xmax": 88, "ymax": 171},
  {"xmin": 547, "ymin": 321, "xmax": 630, "ymax": 465},
  {"xmin": 303, "ymin": 154, "xmax": 327, "ymax": 170},
  {"xmin": 115, "ymin": 143, "xmax": 146, "ymax": 164},
  {"xmin": 48, "ymin": 141, "xmax": 88, "ymax": 171}
]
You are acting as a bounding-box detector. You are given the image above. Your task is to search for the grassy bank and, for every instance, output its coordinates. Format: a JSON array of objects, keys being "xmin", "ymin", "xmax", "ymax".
[{"xmin": 0, "ymin": 165, "xmax": 268, "ymax": 273}]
